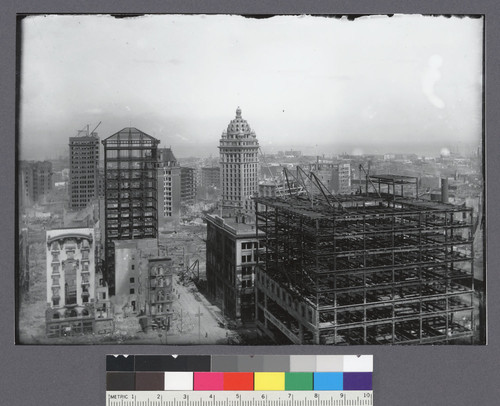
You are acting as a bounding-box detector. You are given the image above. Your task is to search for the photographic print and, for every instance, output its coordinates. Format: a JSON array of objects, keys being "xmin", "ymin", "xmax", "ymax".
[{"xmin": 16, "ymin": 14, "xmax": 485, "ymax": 345}]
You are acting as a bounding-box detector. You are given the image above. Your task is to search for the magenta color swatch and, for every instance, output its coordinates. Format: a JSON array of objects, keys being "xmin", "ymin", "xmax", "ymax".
[{"xmin": 193, "ymin": 372, "xmax": 224, "ymax": 390}]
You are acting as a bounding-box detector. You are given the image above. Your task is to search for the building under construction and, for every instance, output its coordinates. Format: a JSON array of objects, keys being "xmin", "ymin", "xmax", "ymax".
[{"xmin": 254, "ymin": 170, "xmax": 475, "ymax": 345}]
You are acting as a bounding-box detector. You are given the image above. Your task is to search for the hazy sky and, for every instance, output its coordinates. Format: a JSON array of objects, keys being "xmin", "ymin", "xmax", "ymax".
[{"xmin": 20, "ymin": 14, "xmax": 483, "ymax": 159}]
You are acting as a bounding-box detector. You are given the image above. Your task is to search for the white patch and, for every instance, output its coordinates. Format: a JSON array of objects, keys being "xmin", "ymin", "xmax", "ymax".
[{"xmin": 422, "ymin": 55, "xmax": 445, "ymax": 109}]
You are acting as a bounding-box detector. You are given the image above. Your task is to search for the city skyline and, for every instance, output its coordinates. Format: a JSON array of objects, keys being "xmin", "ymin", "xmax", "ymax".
[{"xmin": 19, "ymin": 14, "xmax": 483, "ymax": 160}]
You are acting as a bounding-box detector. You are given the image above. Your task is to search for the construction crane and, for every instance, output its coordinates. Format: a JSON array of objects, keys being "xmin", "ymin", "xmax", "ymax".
[{"xmin": 76, "ymin": 121, "xmax": 102, "ymax": 137}]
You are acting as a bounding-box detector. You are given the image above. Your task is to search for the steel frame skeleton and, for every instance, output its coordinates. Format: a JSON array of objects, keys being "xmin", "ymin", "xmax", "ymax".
[{"xmin": 254, "ymin": 175, "xmax": 475, "ymax": 345}]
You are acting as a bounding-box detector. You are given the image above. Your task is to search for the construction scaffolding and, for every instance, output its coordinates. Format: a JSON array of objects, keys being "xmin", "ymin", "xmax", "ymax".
[
  {"xmin": 254, "ymin": 173, "xmax": 475, "ymax": 345},
  {"xmin": 102, "ymin": 128, "xmax": 160, "ymax": 294}
]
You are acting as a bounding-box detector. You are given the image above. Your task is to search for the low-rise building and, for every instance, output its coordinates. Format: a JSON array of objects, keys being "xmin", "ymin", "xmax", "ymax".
[
  {"xmin": 45, "ymin": 228, "xmax": 113, "ymax": 337},
  {"xmin": 309, "ymin": 162, "xmax": 351, "ymax": 195},
  {"xmin": 205, "ymin": 214, "xmax": 264, "ymax": 323},
  {"xmin": 147, "ymin": 257, "xmax": 175, "ymax": 329},
  {"xmin": 113, "ymin": 238, "xmax": 158, "ymax": 315}
]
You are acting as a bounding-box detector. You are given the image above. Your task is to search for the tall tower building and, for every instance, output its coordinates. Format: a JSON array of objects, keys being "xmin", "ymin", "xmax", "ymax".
[
  {"xmin": 219, "ymin": 107, "xmax": 259, "ymax": 216},
  {"xmin": 69, "ymin": 131, "xmax": 100, "ymax": 209},
  {"xmin": 156, "ymin": 147, "xmax": 181, "ymax": 226},
  {"xmin": 102, "ymin": 127, "xmax": 160, "ymax": 293}
]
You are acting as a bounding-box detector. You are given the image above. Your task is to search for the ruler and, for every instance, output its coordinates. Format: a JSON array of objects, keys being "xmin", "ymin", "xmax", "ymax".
[{"xmin": 106, "ymin": 391, "xmax": 374, "ymax": 406}]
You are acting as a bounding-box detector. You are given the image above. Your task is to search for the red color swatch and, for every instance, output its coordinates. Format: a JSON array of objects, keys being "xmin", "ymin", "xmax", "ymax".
[{"xmin": 223, "ymin": 372, "xmax": 254, "ymax": 390}]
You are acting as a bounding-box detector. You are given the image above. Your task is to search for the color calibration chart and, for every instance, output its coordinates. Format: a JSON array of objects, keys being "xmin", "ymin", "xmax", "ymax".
[{"xmin": 106, "ymin": 355, "xmax": 373, "ymax": 406}]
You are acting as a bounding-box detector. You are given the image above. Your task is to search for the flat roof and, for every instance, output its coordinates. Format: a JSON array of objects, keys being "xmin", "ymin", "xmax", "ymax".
[
  {"xmin": 205, "ymin": 214, "xmax": 265, "ymax": 237},
  {"xmin": 255, "ymin": 194, "xmax": 471, "ymax": 219},
  {"xmin": 369, "ymin": 174, "xmax": 418, "ymax": 184}
]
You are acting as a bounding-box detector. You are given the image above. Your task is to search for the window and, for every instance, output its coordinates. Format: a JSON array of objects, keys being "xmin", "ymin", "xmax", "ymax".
[
  {"xmin": 107, "ymin": 150, "xmax": 118, "ymax": 159},
  {"xmin": 130, "ymin": 288, "xmax": 135, "ymax": 294},
  {"xmin": 130, "ymin": 277, "xmax": 135, "ymax": 283}
]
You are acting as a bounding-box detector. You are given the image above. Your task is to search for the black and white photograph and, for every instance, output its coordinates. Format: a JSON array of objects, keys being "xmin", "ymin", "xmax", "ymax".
[{"xmin": 16, "ymin": 13, "xmax": 485, "ymax": 345}]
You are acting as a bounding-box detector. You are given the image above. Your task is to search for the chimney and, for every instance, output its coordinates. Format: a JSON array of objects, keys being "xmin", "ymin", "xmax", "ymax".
[{"xmin": 441, "ymin": 178, "xmax": 449, "ymax": 203}]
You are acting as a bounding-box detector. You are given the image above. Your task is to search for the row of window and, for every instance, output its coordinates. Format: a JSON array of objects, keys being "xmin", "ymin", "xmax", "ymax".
[
  {"xmin": 257, "ymin": 276, "xmax": 314, "ymax": 322},
  {"xmin": 241, "ymin": 242, "xmax": 258, "ymax": 250},
  {"xmin": 241, "ymin": 254, "xmax": 253, "ymax": 263},
  {"xmin": 107, "ymin": 210, "xmax": 153, "ymax": 218},
  {"xmin": 107, "ymin": 230, "xmax": 156, "ymax": 238},
  {"xmin": 106, "ymin": 162, "xmax": 155, "ymax": 170},
  {"xmin": 106, "ymin": 202, "xmax": 156, "ymax": 209}
]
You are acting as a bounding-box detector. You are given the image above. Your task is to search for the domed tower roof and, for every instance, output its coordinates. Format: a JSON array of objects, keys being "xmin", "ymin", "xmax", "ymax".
[{"xmin": 225, "ymin": 107, "xmax": 255, "ymax": 138}]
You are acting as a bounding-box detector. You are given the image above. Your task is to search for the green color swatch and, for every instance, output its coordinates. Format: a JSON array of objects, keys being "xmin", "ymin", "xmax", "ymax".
[{"xmin": 284, "ymin": 372, "xmax": 314, "ymax": 390}]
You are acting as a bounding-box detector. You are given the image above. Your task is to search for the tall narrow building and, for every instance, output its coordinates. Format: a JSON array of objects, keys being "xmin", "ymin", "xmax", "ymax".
[
  {"xmin": 219, "ymin": 107, "xmax": 259, "ymax": 216},
  {"xmin": 19, "ymin": 161, "xmax": 53, "ymax": 207},
  {"xmin": 180, "ymin": 167, "xmax": 196, "ymax": 205},
  {"xmin": 206, "ymin": 108, "xmax": 262, "ymax": 324},
  {"xmin": 156, "ymin": 147, "xmax": 181, "ymax": 227},
  {"xmin": 69, "ymin": 130, "xmax": 100, "ymax": 209},
  {"xmin": 102, "ymin": 128, "xmax": 160, "ymax": 294}
]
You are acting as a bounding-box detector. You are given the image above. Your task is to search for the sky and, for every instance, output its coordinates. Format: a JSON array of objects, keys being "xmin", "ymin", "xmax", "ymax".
[{"xmin": 19, "ymin": 14, "xmax": 483, "ymax": 160}]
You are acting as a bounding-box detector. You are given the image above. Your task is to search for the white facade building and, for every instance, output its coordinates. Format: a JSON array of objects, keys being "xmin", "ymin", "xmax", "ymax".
[
  {"xmin": 46, "ymin": 228, "xmax": 95, "ymax": 317},
  {"xmin": 219, "ymin": 107, "xmax": 260, "ymax": 215}
]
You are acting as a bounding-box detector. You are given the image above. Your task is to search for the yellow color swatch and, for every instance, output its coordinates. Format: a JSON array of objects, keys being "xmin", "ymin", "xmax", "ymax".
[{"xmin": 254, "ymin": 372, "xmax": 285, "ymax": 391}]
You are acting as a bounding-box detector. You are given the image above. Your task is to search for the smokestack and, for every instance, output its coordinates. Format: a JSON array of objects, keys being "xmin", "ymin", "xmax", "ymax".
[{"xmin": 441, "ymin": 178, "xmax": 449, "ymax": 203}]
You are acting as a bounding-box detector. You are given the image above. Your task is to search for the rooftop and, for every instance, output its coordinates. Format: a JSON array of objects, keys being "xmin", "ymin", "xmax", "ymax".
[
  {"xmin": 206, "ymin": 213, "xmax": 264, "ymax": 237},
  {"xmin": 46, "ymin": 228, "xmax": 94, "ymax": 244},
  {"xmin": 158, "ymin": 147, "xmax": 178, "ymax": 165},
  {"xmin": 255, "ymin": 193, "xmax": 471, "ymax": 220},
  {"xmin": 220, "ymin": 107, "xmax": 258, "ymax": 141},
  {"xmin": 102, "ymin": 127, "xmax": 160, "ymax": 145}
]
